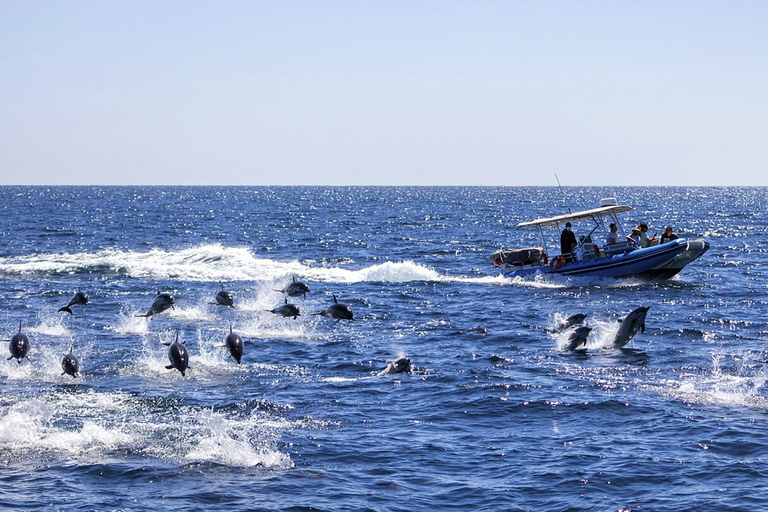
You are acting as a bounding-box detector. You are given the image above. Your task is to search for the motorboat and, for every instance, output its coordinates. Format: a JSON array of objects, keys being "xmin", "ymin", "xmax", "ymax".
[{"xmin": 491, "ymin": 198, "xmax": 709, "ymax": 280}]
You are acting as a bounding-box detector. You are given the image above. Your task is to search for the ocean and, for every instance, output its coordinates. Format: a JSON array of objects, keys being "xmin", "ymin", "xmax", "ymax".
[{"xmin": 0, "ymin": 186, "xmax": 766, "ymax": 511}]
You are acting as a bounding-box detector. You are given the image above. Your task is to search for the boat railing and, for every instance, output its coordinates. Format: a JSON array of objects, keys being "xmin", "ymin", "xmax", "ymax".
[{"xmin": 602, "ymin": 241, "xmax": 637, "ymax": 256}]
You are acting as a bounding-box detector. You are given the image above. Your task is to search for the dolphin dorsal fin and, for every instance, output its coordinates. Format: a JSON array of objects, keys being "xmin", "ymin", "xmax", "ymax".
[
  {"xmin": 285, "ymin": 297, "xmax": 288, "ymax": 304},
  {"xmin": 18, "ymin": 320, "xmax": 22, "ymax": 332},
  {"xmin": 230, "ymin": 324, "xmax": 233, "ymax": 334},
  {"xmin": 333, "ymin": 294, "xmax": 338, "ymax": 304},
  {"xmin": 293, "ymin": 276, "xmax": 297, "ymax": 283}
]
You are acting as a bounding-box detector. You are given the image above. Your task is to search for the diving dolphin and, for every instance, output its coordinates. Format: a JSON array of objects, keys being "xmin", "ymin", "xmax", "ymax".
[
  {"xmin": 612, "ymin": 307, "xmax": 650, "ymax": 349},
  {"xmin": 314, "ymin": 294, "xmax": 354, "ymax": 323},
  {"xmin": 61, "ymin": 344, "xmax": 80, "ymax": 378},
  {"xmin": 276, "ymin": 277, "xmax": 310, "ymax": 299},
  {"xmin": 549, "ymin": 313, "xmax": 587, "ymax": 333},
  {"xmin": 214, "ymin": 283, "xmax": 234, "ymax": 308},
  {"xmin": 564, "ymin": 326, "xmax": 592, "ymax": 351},
  {"xmin": 6, "ymin": 322, "xmax": 30, "ymax": 364},
  {"xmin": 267, "ymin": 298, "xmax": 300, "ymax": 320},
  {"xmin": 164, "ymin": 332, "xmax": 189, "ymax": 376},
  {"xmin": 378, "ymin": 357, "xmax": 413, "ymax": 375},
  {"xmin": 58, "ymin": 289, "xmax": 89, "ymax": 315},
  {"xmin": 137, "ymin": 292, "xmax": 175, "ymax": 317},
  {"xmin": 225, "ymin": 326, "xmax": 244, "ymax": 364}
]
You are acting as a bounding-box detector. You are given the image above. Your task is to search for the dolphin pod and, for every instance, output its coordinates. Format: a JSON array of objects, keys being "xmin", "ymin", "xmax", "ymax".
[
  {"xmin": 58, "ymin": 289, "xmax": 89, "ymax": 315},
  {"xmin": 554, "ymin": 307, "xmax": 650, "ymax": 351}
]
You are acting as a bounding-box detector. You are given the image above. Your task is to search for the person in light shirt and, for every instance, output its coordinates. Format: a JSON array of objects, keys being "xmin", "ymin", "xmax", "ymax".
[{"xmin": 606, "ymin": 223, "xmax": 621, "ymax": 245}]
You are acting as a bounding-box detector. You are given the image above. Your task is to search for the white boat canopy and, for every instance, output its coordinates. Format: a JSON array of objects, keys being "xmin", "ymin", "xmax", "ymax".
[{"xmin": 517, "ymin": 205, "xmax": 632, "ymax": 228}]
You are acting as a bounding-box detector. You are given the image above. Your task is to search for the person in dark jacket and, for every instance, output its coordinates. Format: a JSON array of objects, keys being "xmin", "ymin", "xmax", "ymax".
[{"xmin": 560, "ymin": 222, "xmax": 577, "ymax": 261}]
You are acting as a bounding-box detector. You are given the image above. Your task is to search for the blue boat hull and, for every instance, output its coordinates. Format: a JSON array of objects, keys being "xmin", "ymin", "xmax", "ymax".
[{"xmin": 501, "ymin": 238, "xmax": 710, "ymax": 280}]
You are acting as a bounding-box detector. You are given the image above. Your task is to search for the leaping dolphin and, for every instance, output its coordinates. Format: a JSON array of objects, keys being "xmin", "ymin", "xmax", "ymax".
[
  {"xmin": 314, "ymin": 294, "xmax": 354, "ymax": 323},
  {"xmin": 137, "ymin": 292, "xmax": 175, "ymax": 317},
  {"xmin": 267, "ymin": 298, "xmax": 300, "ymax": 320},
  {"xmin": 276, "ymin": 277, "xmax": 310, "ymax": 299},
  {"xmin": 6, "ymin": 322, "xmax": 30, "ymax": 364},
  {"xmin": 564, "ymin": 326, "xmax": 592, "ymax": 351},
  {"xmin": 163, "ymin": 332, "xmax": 189, "ymax": 376},
  {"xmin": 61, "ymin": 344, "xmax": 80, "ymax": 378},
  {"xmin": 548, "ymin": 313, "xmax": 587, "ymax": 333},
  {"xmin": 225, "ymin": 326, "xmax": 244, "ymax": 364},
  {"xmin": 214, "ymin": 283, "xmax": 235, "ymax": 308},
  {"xmin": 612, "ymin": 307, "xmax": 650, "ymax": 349},
  {"xmin": 58, "ymin": 289, "xmax": 89, "ymax": 315}
]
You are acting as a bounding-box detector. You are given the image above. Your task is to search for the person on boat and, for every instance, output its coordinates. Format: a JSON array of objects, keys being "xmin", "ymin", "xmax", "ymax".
[
  {"xmin": 560, "ymin": 222, "xmax": 577, "ymax": 261},
  {"xmin": 660, "ymin": 226, "xmax": 679, "ymax": 244},
  {"xmin": 637, "ymin": 222, "xmax": 657, "ymax": 247},
  {"xmin": 627, "ymin": 228, "xmax": 642, "ymax": 248},
  {"xmin": 606, "ymin": 223, "xmax": 621, "ymax": 245}
]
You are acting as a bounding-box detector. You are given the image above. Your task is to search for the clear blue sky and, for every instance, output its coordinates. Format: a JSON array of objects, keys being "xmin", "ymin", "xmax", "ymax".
[{"xmin": 1, "ymin": 1, "xmax": 766, "ymax": 185}]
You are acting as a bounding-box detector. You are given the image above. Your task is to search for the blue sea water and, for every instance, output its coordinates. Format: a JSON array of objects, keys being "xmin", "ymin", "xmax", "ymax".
[{"xmin": 0, "ymin": 186, "xmax": 766, "ymax": 511}]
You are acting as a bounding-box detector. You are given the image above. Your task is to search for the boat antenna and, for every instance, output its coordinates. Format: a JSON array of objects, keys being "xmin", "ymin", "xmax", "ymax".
[{"xmin": 554, "ymin": 173, "xmax": 572, "ymax": 214}]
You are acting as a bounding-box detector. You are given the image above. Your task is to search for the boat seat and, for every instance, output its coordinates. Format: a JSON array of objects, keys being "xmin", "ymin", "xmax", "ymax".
[{"xmin": 603, "ymin": 241, "xmax": 636, "ymax": 255}]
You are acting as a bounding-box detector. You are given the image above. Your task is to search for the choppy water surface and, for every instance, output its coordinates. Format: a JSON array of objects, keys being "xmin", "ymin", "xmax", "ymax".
[{"xmin": 0, "ymin": 186, "xmax": 766, "ymax": 511}]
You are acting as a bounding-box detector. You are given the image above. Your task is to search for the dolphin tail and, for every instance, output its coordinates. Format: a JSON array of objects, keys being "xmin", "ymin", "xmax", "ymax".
[{"xmin": 58, "ymin": 306, "xmax": 73, "ymax": 315}]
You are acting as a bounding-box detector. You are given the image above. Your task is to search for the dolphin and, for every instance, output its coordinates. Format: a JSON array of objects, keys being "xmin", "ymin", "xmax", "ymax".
[
  {"xmin": 314, "ymin": 294, "xmax": 354, "ymax": 323},
  {"xmin": 58, "ymin": 289, "xmax": 89, "ymax": 315},
  {"xmin": 163, "ymin": 332, "xmax": 189, "ymax": 376},
  {"xmin": 564, "ymin": 326, "xmax": 592, "ymax": 351},
  {"xmin": 225, "ymin": 326, "xmax": 244, "ymax": 364},
  {"xmin": 267, "ymin": 298, "xmax": 300, "ymax": 320},
  {"xmin": 378, "ymin": 357, "xmax": 413, "ymax": 375},
  {"xmin": 214, "ymin": 283, "xmax": 235, "ymax": 308},
  {"xmin": 6, "ymin": 322, "xmax": 30, "ymax": 364},
  {"xmin": 137, "ymin": 292, "xmax": 175, "ymax": 317},
  {"xmin": 276, "ymin": 277, "xmax": 310, "ymax": 299},
  {"xmin": 61, "ymin": 344, "xmax": 80, "ymax": 378},
  {"xmin": 548, "ymin": 313, "xmax": 587, "ymax": 333},
  {"xmin": 612, "ymin": 307, "xmax": 650, "ymax": 349}
]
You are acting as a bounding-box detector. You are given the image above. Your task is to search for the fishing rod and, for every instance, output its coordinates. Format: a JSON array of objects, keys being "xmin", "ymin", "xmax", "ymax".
[{"xmin": 554, "ymin": 173, "xmax": 573, "ymax": 214}]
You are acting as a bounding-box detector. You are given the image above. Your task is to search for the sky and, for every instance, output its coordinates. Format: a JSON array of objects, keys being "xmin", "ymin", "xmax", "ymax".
[{"xmin": 1, "ymin": 1, "xmax": 766, "ymax": 186}]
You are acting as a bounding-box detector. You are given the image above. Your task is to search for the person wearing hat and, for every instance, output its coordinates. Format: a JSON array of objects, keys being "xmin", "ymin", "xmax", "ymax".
[
  {"xmin": 560, "ymin": 222, "xmax": 578, "ymax": 261},
  {"xmin": 627, "ymin": 227, "xmax": 642, "ymax": 248}
]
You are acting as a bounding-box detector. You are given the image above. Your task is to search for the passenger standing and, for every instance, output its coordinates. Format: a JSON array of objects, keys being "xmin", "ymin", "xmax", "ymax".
[{"xmin": 560, "ymin": 222, "xmax": 577, "ymax": 261}]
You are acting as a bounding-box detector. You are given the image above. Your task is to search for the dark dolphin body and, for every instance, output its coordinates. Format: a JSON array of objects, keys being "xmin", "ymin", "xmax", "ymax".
[
  {"xmin": 550, "ymin": 313, "xmax": 587, "ymax": 333},
  {"xmin": 379, "ymin": 357, "xmax": 413, "ymax": 375},
  {"xmin": 276, "ymin": 277, "xmax": 310, "ymax": 299},
  {"xmin": 225, "ymin": 326, "xmax": 244, "ymax": 364},
  {"xmin": 612, "ymin": 307, "xmax": 650, "ymax": 349},
  {"xmin": 58, "ymin": 290, "xmax": 89, "ymax": 315},
  {"xmin": 61, "ymin": 345, "xmax": 80, "ymax": 378},
  {"xmin": 138, "ymin": 292, "xmax": 175, "ymax": 317},
  {"xmin": 268, "ymin": 298, "xmax": 300, "ymax": 320},
  {"xmin": 164, "ymin": 333, "xmax": 189, "ymax": 376},
  {"xmin": 6, "ymin": 323, "xmax": 30, "ymax": 364},
  {"xmin": 215, "ymin": 283, "xmax": 235, "ymax": 308},
  {"xmin": 314, "ymin": 294, "xmax": 354, "ymax": 323},
  {"xmin": 564, "ymin": 326, "xmax": 592, "ymax": 351}
]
